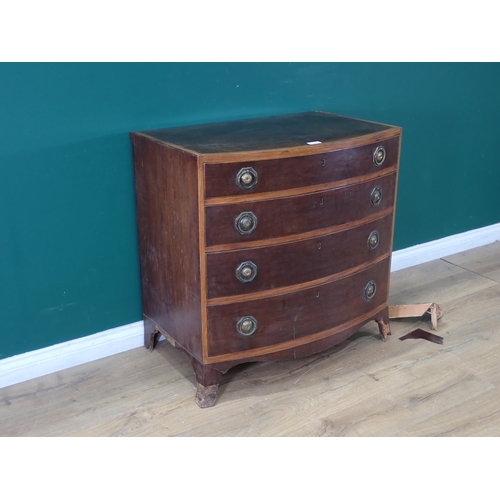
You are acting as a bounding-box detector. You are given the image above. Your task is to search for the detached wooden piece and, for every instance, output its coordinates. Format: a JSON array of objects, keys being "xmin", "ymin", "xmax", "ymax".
[
  {"xmin": 389, "ymin": 303, "xmax": 443, "ymax": 330},
  {"xmin": 400, "ymin": 328, "xmax": 444, "ymax": 345}
]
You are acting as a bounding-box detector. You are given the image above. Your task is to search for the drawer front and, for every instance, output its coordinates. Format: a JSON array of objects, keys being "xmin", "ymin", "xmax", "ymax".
[
  {"xmin": 207, "ymin": 257, "xmax": 390, "ymax": 357},
  {"xmin": 204, "ymin": 136, "xmax": 399, "ymax": 198},
  {"xmin": 206, "ymin": 214, "xmax": 393, "ymax": 299},
  {"xmin": 205, "ymin": 173, "xmax": 396, "ymax": 247}
]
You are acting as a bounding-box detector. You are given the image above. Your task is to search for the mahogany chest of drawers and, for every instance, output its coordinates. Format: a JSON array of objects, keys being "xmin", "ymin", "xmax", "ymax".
[{"xmin": 130, "ymin": 111, "xmax": 402, "ymax": 407}]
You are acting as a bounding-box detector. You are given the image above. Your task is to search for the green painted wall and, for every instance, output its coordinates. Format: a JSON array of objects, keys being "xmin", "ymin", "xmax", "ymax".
[{"xmin": 1, "ymin": 62, "xmax": 499, "ymax": 360}]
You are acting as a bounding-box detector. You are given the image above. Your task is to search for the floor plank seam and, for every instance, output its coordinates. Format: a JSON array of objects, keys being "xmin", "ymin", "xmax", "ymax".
[{"xmin": 440, "ymin": 258, "xmax": 500, "ymax": 284}]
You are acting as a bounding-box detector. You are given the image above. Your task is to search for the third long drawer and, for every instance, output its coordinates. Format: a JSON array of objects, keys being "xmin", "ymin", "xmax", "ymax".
[{"xmin": 206, "ymin": 213, "xmax": 393, "ymax": 300}]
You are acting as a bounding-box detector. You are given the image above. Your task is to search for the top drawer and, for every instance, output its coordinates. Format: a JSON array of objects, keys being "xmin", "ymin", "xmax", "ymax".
[{"xmin": 204, "ymin": 136, "xmax": 400, "ymax": 198}]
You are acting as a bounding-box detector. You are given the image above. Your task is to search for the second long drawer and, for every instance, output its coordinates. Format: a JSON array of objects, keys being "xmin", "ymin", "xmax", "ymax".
[{"xmin": 205, "ymin": 173, "xmax": 396, "ymax": 247}]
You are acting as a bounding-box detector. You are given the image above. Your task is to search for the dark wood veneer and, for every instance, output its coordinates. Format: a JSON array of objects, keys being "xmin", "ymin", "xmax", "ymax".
[
  {"xmin": 131, "ymin": 111, "xmax": 402, "ymax": 407},
  {"xmin": 205, "ymin": 136, "xmax": 400, "ymax": 197},
  {"xmin": 131, "ymin": 135, "xmax": 202, "ymax": 358},
  {"xmin": 205, "ymin": 174, "xmax": 396, "ymax": 246},
  {"xmin": 206, "ymin": 214, "xmax": 393, "ymax": 299},
  {"xmin": 207, "ymin": 258, "xmax": 390, "ymax": 357},
  {"xmin": 138, "ymin": 111, "xmax": 393, "ymax": 154}
]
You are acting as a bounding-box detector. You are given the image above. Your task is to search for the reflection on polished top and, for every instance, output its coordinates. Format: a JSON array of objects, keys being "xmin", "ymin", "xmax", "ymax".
[{"xmin": 137, "ymin": 111, "xmax": 394, "ymax": 154}]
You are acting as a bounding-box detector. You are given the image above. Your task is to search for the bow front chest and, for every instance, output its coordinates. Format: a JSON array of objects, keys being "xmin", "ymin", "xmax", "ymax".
[{"xmin": 130, "ymin": 111, "xmax": 402, "ymax": 407}]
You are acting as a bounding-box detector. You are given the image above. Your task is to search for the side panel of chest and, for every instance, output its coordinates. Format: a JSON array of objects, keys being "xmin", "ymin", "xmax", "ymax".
[{"xmin": 131, "ymin": 136, "xmax": 203, "ymax": 358}]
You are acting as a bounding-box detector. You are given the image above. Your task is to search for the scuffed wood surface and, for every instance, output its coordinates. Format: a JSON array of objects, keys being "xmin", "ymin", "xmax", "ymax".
[{"xmin": 1, "ymin": 242, "xmax": 500, "ymax": 437}]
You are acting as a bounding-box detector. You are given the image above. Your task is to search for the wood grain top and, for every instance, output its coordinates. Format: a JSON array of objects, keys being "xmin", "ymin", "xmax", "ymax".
[{"xmin": 133, "ymin": 111, "xmax": 398, "ymax": 155}]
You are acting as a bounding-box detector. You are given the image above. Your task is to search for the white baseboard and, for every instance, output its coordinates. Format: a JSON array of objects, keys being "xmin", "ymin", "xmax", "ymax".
[
  {"xmin": 1, "ymin": 222, "xmax": 499, "ymax": 390},
  {"xmin": 391, "ymin": 221, "xmax": 500, "ymax": 272},
  {"xmin": 0, "ymin": 321, "xmax": 145, "ymax": 390}
]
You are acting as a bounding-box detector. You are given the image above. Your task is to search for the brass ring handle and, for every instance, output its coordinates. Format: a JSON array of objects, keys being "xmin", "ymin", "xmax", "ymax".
[
  {"xmin": 235, "ymin": 211, "xmax": 257, "ymax": 234},
  {"xmin": 370, "ymin": 186, "xmax": 383, "ymax": 207},
  {"xmin": 236, "ymin": 261, "xmax": 258, "ymax": 283},
  {"xmin": 236, "ymin": 316, "xmax": 258, "ymax": 336},
  {"xmin": 373, "ymin": 146, "xmax": 386, "ymax": 166},
  {"xmin": 367, "ymin": 230, "xmax": 380, "ymax": 250},
  {"xmin": 364, "ymin": 280, "xmax": 377, "ymax": 300},
  {"xmin": 236, "ymin": 167, "xmax": 258, "ymax": 190}
]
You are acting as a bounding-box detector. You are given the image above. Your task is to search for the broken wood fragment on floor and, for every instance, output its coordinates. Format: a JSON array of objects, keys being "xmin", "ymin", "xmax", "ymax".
[
  {"xmin": 389, "ymin": 303, "xmax": 443, "ymax": 330},
  {"xmin": 399, "ymin": 328, "xmax": 444, "ymax": 345}
]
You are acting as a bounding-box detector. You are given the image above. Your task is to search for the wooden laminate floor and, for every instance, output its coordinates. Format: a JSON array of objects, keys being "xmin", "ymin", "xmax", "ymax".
[{"xmin": 2, "ymin": 242, "xmax": 500, "ymax": 437}]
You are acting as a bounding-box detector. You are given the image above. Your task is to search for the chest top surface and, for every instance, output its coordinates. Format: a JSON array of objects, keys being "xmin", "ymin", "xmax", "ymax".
[{"xmin": 134, "ymin": 111, "xmax": 399, "ymax": 155}]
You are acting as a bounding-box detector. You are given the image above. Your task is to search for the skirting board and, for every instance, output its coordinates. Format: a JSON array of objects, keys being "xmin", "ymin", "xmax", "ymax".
[
  {"xmin": 1, "ymin": 222, "xmax": 499, "ymax": 390},
  {"xmin": 0, "ymin": 321, "xmax": 145, "ymax": 390},
  {"xmin": 390, "ymin": 222, "xmax": 500, "ymax": 272}
]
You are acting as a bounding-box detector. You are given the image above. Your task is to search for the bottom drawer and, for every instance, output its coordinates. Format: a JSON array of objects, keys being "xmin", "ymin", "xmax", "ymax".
[{"xmin": 207, "ymin": 257, "xmax": 390, "ymax": 357}]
